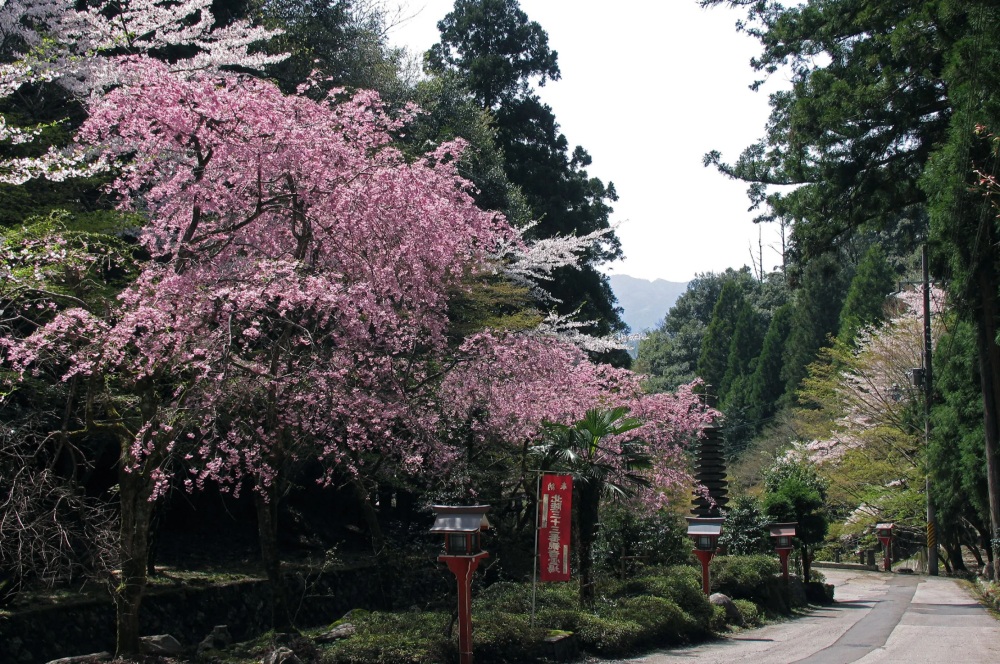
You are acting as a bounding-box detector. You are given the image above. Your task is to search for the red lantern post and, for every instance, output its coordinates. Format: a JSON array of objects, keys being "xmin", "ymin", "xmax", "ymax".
[
  {"xmin": 430, "ymin": 505, "xmax": 491, "ymax": 664},
  {"xmin": 686, "ymin": 517, "xmax": 724, "ymax": 595},
  {"xmin": 768, "ymin": 523, "xmax": 797, "ymax": 582},
  {"xmin": 876, "ymin": 523, "xmax": 895, "ymax": 572}
]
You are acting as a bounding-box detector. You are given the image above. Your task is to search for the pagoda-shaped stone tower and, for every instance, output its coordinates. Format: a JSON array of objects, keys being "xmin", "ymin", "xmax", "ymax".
[{"xmin": 692, "ymin": 424, "xmax": 728, "ymax": 517}]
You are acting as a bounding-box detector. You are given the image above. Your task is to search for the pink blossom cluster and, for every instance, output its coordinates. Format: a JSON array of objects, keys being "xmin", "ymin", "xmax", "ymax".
[
  {"xmin": 440, "ymin": 331, "xmax": 714, "ymax": 509},
  {"xmin": 10, "ymin": 59, "xmax": 505, "ymax": 496}
]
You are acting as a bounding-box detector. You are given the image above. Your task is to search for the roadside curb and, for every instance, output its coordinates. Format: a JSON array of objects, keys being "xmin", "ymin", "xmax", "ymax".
[{"xmin": 813, "ymin": 561, "xmax": 879, "ymax": 572}]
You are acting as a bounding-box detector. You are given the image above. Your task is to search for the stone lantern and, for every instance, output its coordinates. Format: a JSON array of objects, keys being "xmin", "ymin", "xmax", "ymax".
[
  {"xmin": 768, "ymin": 522, "xmax": 797, "ymax": 582},
  {"xmin": 686, "ymin": 516, "xmax": 725, "ymax": 595},
  {"xmin": 430, "ymin": 505, "xmax": 490, "ymax": 664},
  {"xmin": 875, "ymin": 522, "xmax": 895, "ymax": 572}
]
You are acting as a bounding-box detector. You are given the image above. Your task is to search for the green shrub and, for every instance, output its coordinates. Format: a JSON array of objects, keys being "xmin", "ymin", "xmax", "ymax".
[
  {"xmin": 804, "ymin": 581, "xmax": 835, "ymax": 604},
  {"xmin": 474, "ymin": 579, "xmax": 578, "ymax": 614},
  {"xmin": 594, "ymin": 507, "xmax": 690, "ymax": 576},
  {"xmin": 733, "ymin": 599, "xmax": 763, "ymax": 626},
  {"xmin": 719, "ymin": 495, "xmax": 771, "ymax": 555},
  {"xmin": 611, "ymin": 566, "xmax": 712, "ymax": 624},
  {"xmin": 575, "ymin": 612, "xmax": 646, "ymax": 658},
  {"xmin": 320, "ymin": 565, "xmax": 762, "ymax": 663},
  {"xmin": 473, "ymin": 611, "xmax": 549, "ymax": 663},
  {"xmin": 535, "ymin": 607, "xmax": 582, "ymax": 632},
  {"xmin": 709, "ymin": 603, "xmax": 728, "ymax": 631},
  {"xmin": 617, "ymin": 595, "xmax": 703, "ymax": 642},
  {"xmin": 710, "ymin": 555, "xmax": 780, "ymax": 599},
  {"xmin": 474, "ymin": 581, "xmax": 532, "ymax": 613}
]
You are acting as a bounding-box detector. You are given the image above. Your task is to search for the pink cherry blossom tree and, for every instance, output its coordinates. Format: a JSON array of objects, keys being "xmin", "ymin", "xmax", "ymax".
[
  {"xmin": 9, "ymin": 55, "xmax": 510, "ymax": 649},
  {"xmin": 440, "ymin": 330, "xmax": 712, "ymax": 500}
]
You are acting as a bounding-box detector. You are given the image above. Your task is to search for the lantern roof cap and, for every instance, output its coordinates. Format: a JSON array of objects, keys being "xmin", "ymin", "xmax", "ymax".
[
  {"xmin": 686, "ymin": 516, "xmax": 724, "ymax": 537},
  {"xmin": 768, "ymin": 523, "xmax": 797, "ymax": 537},
  {"xmin": 875, "ymin": 522, "xmax": 895, "ymax": 531},
  {"xmin": 430, "ymin": 505, "xmax": 491, "ymax": 533}
]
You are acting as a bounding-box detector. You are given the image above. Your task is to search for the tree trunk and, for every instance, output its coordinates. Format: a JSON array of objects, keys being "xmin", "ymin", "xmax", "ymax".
[
  {"xmin": 801, "ymin": 543, "xmax": 811, "ymax": 581},
  {"xmin": 351, "ymin": 477, "xmax": 386, "ymax": 557},
  {"xmin": 973, "ymin": 271, "xmax": 1000, "ymax": 581},
  {"xmin": 255, "ymin": 491, "xmax": 292, "ymax": 632},
  {"xmin": 944, "ymin": 534, "xmax": 967, "ymax": 573},
  {"xmin": 115, "ymin": 463, "xmax": 154, "ymax": 657},
  {"xmin": 576, "ymin": 485, "xmax": 601, "ymax": 607},
  {"xmin": 351, "ymin": 477, "xmax": 394, "ymax": 608}
]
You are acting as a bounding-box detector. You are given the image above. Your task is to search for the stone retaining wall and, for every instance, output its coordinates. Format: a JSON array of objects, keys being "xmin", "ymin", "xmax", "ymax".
[{"xmin": 1, "ymin": 565, "xmax": 448, "ymax": 663}]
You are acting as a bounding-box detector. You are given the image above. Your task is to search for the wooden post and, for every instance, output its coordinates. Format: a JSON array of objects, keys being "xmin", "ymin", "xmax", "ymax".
[{"xmin": 441, "ymin": 553, "xmax": 488, "ymax": 664}]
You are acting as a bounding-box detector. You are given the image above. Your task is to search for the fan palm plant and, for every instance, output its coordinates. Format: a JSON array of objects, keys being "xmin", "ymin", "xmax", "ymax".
[{"xmin": 533, "ymin": 406, "xmax": 652, "ymax": 605}]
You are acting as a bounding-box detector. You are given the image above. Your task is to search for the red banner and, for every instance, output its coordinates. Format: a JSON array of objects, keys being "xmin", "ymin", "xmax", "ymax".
[{"xmin": 539, "ymin": 473, "xmax": 572, "ymax": 582}]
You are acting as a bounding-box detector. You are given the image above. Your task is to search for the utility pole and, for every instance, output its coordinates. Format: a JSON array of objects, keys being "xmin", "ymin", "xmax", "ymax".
[{"xmin": 923, "ymin": 245, "xmax": 939, "ymax": 576}]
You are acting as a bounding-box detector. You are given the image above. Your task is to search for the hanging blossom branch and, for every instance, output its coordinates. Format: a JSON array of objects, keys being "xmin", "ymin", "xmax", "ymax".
[
  {"xmin": 495, "ymin": 222, "xmax": 618, "ymax": 295},
  {"xmin": 489, "ymin": 222, "xmax": 625, "ymax": 351},
  {"xmin": 9, "ymin": 0, "xmax": 285, "ymax": 95},
  {"xmin": 0, "ymin": 0, "xmax": 285, "ymax": 184},
  {"xmin": 533, "ymin": 311, "xmax": 626, "ymax": 354}
]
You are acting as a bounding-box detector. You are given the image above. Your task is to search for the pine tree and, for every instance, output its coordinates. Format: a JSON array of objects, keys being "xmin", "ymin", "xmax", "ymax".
[
  {"xmin": 838, "ymin": 244, "xmax": 897, "ymax": 344},
  {"xmin": 427, "ymin": 0, "xmax": 627, "ymax": 357},
  {"xmin": 781, "ymin": 254, "xmax": 848, "ymax": 404},
  {"xmin": 748, "ymin": 302, "xmax": 794, "ymax": 425},
  {"xmin": 698, "ymin": 281, "xmax": 751, "ymax": 404}
]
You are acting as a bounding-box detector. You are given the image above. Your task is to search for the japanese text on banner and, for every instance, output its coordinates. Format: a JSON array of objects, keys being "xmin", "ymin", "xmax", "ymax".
[{"xmin": 538, "ymin": 473, "xmax": 572, "ymax": 582}]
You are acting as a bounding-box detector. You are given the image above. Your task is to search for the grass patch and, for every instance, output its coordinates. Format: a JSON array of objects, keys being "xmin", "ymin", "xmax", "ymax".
[
  {"xmin": 975, "ymin": 578, "xmax": 1000, "ymax": 617},
  {"xmin": 318, "ymin": 611, "xmax": 453, "ymax": 663}
]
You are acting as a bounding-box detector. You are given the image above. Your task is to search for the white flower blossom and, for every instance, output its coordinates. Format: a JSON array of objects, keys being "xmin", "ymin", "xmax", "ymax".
[{"xmin": 0, "ymin": 0, "xmax": 285, "ymax": 182}]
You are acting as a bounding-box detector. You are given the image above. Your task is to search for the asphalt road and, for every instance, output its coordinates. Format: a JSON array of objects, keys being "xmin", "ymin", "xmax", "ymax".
[{"xmin": 614, "ymin": 568, "xmax": 1000, "ymax": 664}]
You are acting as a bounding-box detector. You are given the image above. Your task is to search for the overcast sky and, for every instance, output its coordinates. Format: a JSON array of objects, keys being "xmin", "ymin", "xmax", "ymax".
[{"xmin": 387, "ymin": 0, "xmax": 787, "ymax": 283}]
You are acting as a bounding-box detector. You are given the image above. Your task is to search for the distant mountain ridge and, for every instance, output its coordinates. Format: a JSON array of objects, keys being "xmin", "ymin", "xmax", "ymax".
[{"xmin": 608, "ymin": 274, "xmax": 688, "ymax": 334}]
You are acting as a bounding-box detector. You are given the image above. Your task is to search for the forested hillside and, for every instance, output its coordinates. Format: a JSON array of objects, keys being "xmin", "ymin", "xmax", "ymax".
[{"xmin": 634, "ymin": 0, "xmax": 1000, "ymax": 580}]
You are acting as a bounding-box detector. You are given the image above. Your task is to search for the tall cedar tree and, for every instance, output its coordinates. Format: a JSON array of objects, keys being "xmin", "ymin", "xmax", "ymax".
[
  {"xmin": 427, "ymin": 0, "xmax": 628, "ymax": 362},
  {"xmin": 747, "ymin": 302, "xmax": 794, "ymax": 426},
  {"xmin": 838, "ymin": 244, "xmax": 897, "ymax": 345},
  {"xmin": 697, "ymin": 281, "xmax": 749, "ymax": 405},
  {"xmin": 780, "ymin": 254, "xmax": 848, "ymax": 405},
  {"xmin": 720, "ymin": 299, "xmax": 766, "ymax": 398},
  {"xmin": 929, "ymin": 321, "xmax": 990, "ymax": 571},
  {"xmin": 718, "ymin": 300, "xmax": 766, "ymax": 458}
]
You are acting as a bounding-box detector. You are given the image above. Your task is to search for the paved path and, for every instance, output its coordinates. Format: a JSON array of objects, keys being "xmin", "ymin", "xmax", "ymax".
[{"xmin": 615, "ymin": 569, "xmax": 1000, "ymax": 663}]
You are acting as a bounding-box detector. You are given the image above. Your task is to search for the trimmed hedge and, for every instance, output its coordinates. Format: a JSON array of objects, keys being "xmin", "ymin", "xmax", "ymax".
[
  {"xmin": 733, "ymin": 598, "xmax": 764, "ymax": 627},
  {"xmin": 710, "ymin": 554, "xmax": 780, "ymax": 599},
  {"xmin": 612, "ymin": 565, "xmax": 714, "ymax": 624},
  {"xmin": 316, "ymin": 556, "xmax": 803, "ymax": 663}
]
